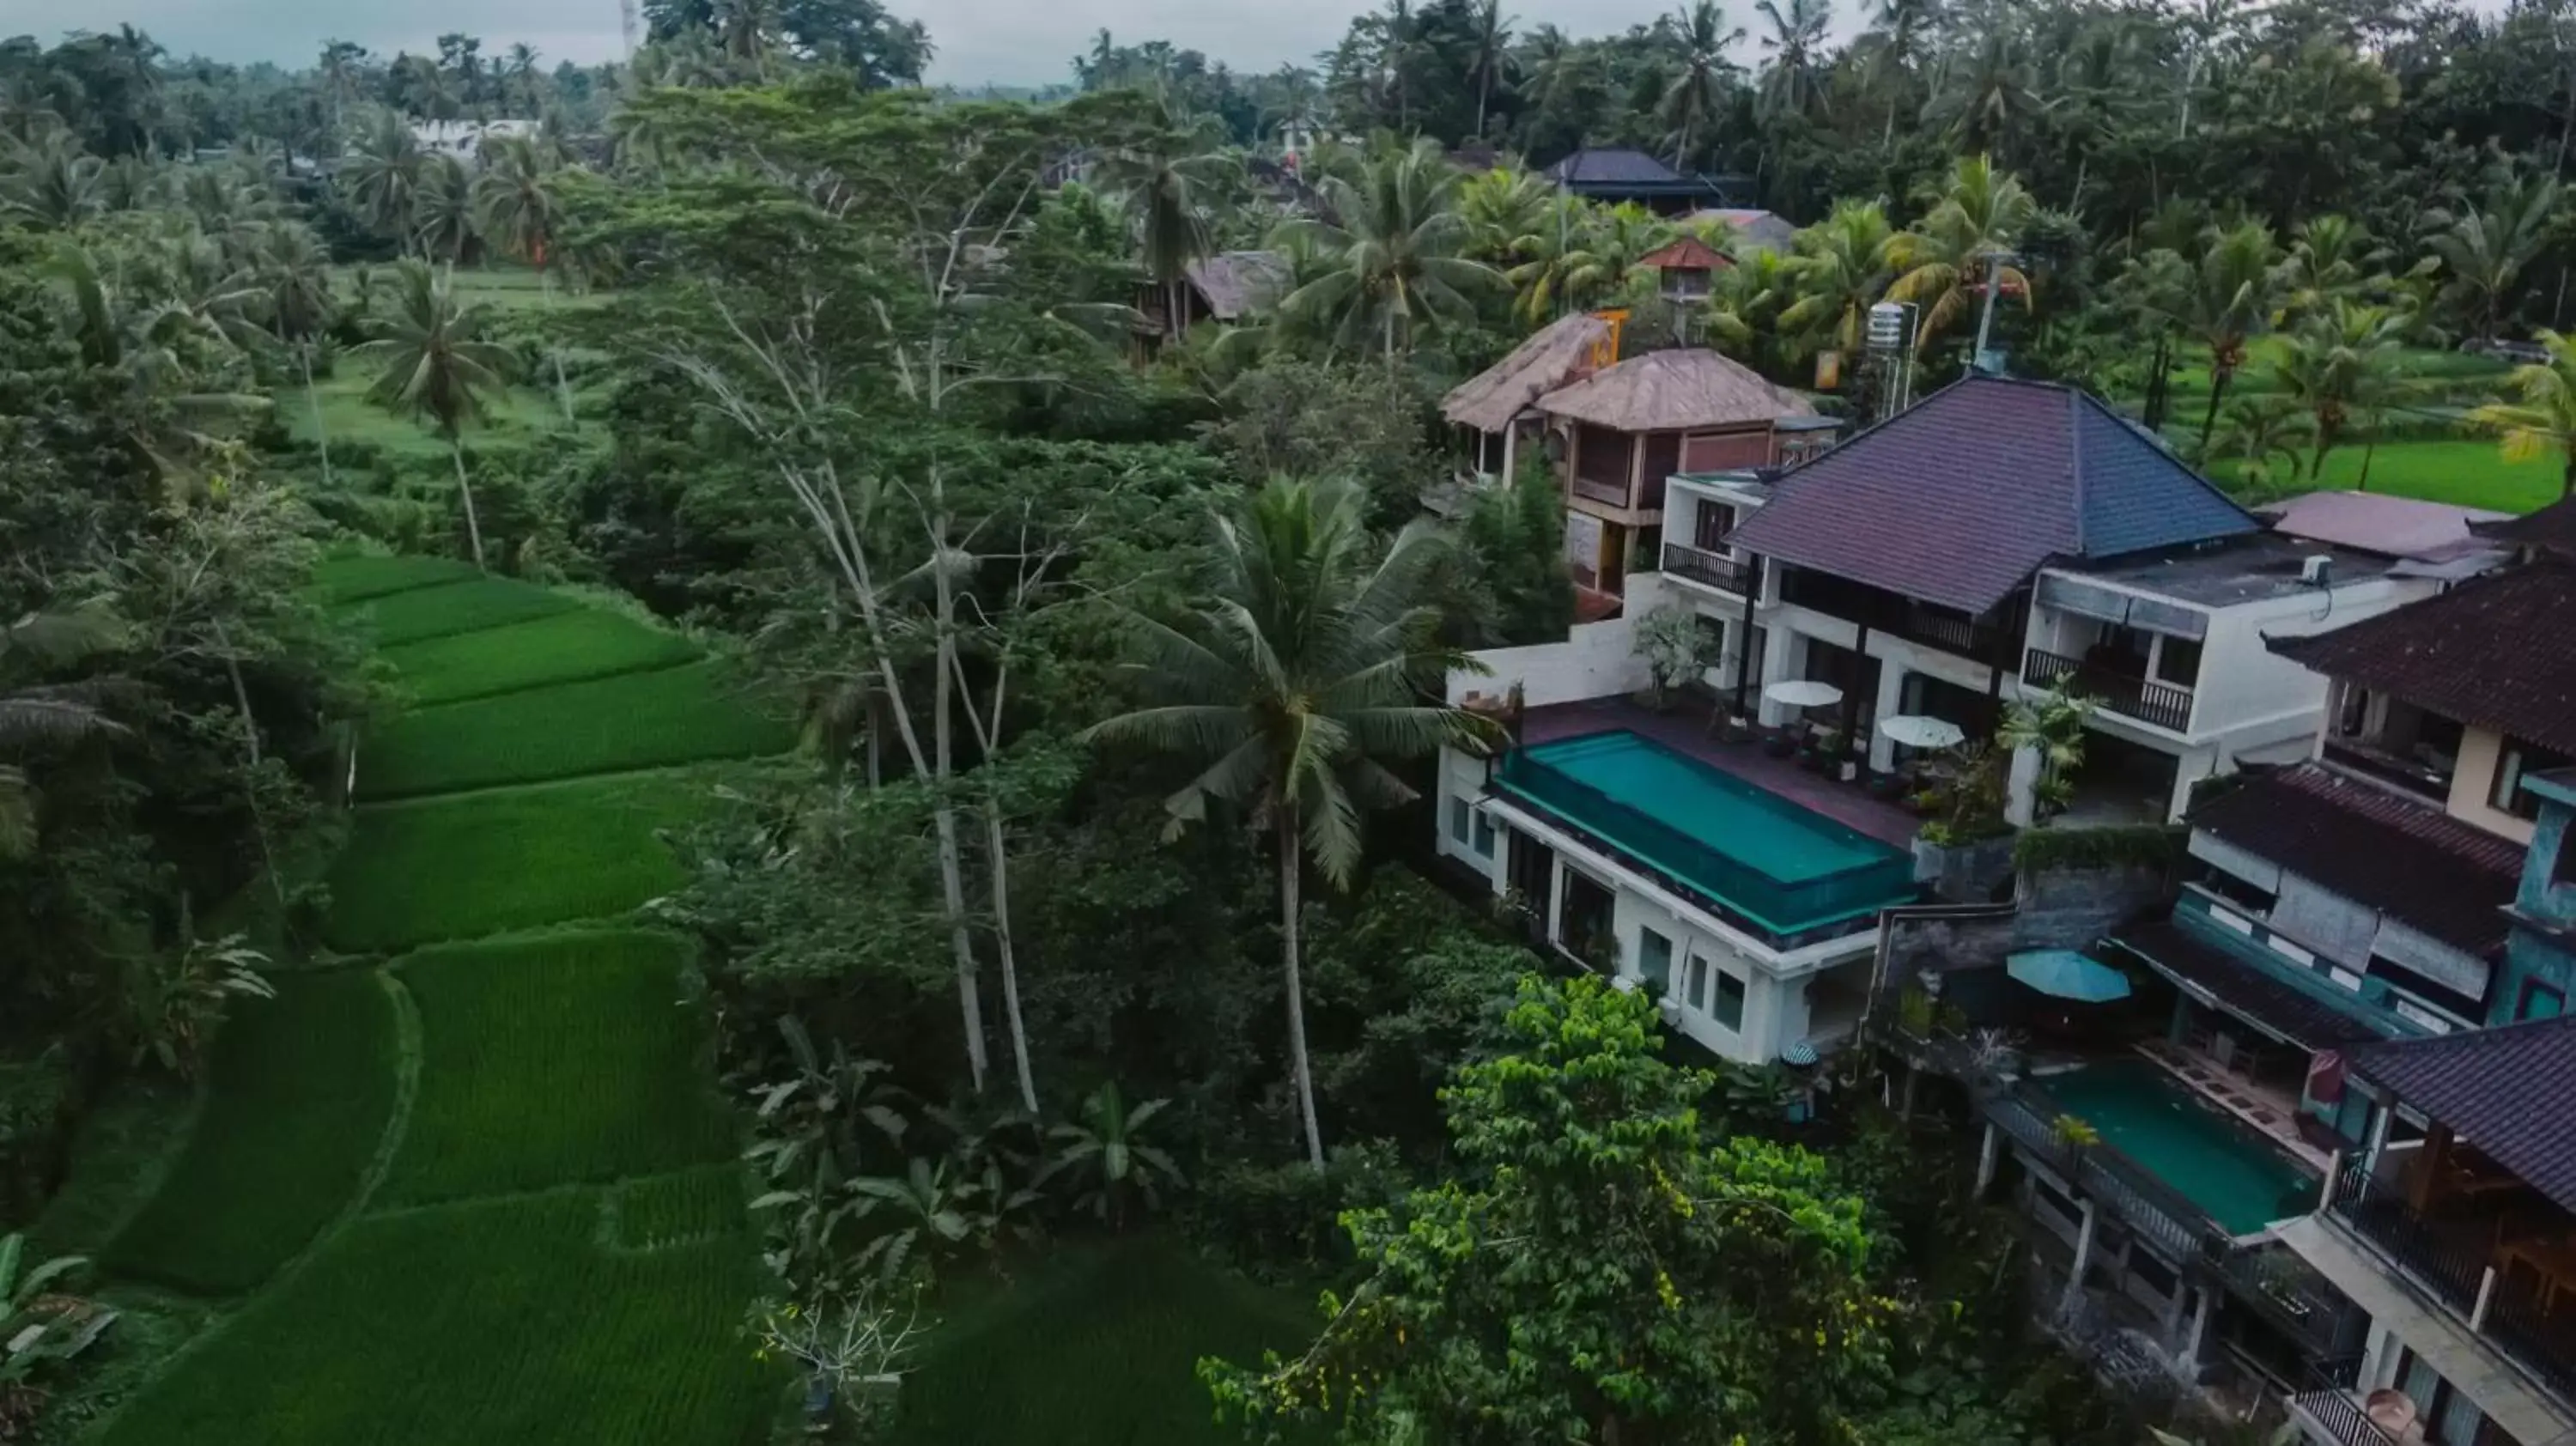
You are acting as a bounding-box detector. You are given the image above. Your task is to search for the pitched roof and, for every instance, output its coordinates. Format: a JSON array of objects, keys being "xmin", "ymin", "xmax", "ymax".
[
  {"xmin": 1533, "ymin": 348, "xmax": 1814, "ymax": 434},
  {"xmin": 2189, "ymin": 762, "xmax": 2524, "ymax": 957},
  {"xmin": 2475, "ymin": 493, "xmax": 2576, "ymax": 558},
  {"xmin": 2261, "ymin": 490, "xmax": 2511, "ymax": 564},
  {"xmin": 1185, "ymin": 251, "xmax": 1290, "ymax": 320},
  {"xmin": 1546, "ymin": 148, "xmax": 1683, "ymax": 185},
  {"xmin": 2108, "ymin": 918, "xmax": 2390, "ymax": 1050},
  {"xmin": 1722, "ymin": 376, "xmax": 2261, "ymax": 614},
  {"xmin": 2351, "ymin": 1015, "xmax": 2576, "ymax": 1212},
  {"xmin": 1442, "ymin": 313, "xmax": 1612, "ymax": 434},
  {"xmin": 1638, "ymin": 235, "xmax": 1728, "ymax": 271},
  {"xmin": 2270, "ymin": 561, "xmax": 2576, "ymax": 756},
  {"xmin": 1692, "ymin": 208, "xmax": 1798, "ymax": 253}
]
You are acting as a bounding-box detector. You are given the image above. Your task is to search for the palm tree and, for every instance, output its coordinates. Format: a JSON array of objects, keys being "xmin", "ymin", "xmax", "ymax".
[
  {"xmin": 2424, "ymin": 177, "xmax": 2561, "ymax": 344},
  {"xmin": 2270, "ymin": 301, "xmax": 2415, "ymax": 484},
  {"xmin": 2469, "ymin": 330, "xmax": 2576, "ymax": 500},
  {"xmin": 351, "ymin": 261, "xmax": 513, "ymax": 567},
  {"xmin": 1084, "ymin": 479, "xmax": 1496, "ymax": 1169},
  {"xmin": 1704, "ymin": 246, "xmax": 1797, "ymax": 373},
  {"xmin": 1509, "ymin": 202, "xmax": 1673, "ymax": 323},
  {"xmin": 2178, "ymin": 220, "xmax": 2289, "ymax": 463},
  {"xmin": 1754, "ymin": 0, "xmax": 1832, "ymax": 121},
  {"xmin": 318, "ymin": 40, "xmax": 368, "ymax": 142},
  {"xmin": 1276, "ymin": 139, "xmax": 1497, "ymax": 368},
  {"xmin": 413, "ymin": 153, "xmax": 478, "ymax": 265},
  {"xmin": 1886, "ymin": 154, "xmax": 2036, "ymax": 352},
  {"xmin": 1777, "ymin": 199, "xmax": 1894, "ymax": 361},
  {"xmin": 1093, "ymin": 117, "xmax": 1230, "ymax": 346},
  {"xmin": 2282, "ymin": 213, "xmax": 2392, "ymax": 316},
  {"xmin": 2206, "ymin": 398, "xmax": 2312, "ymax": 494},
  {"xmin": 342, "ymin": 110, "xmax": 424, "ymax": 252},
  {"xmin": 249, "ymin": 222, "xmax": 340, "ymax": 485},
  {"xmin": 0, "ymin": 131, "xmax": 105, "ymax": 229},
  {"xmin": 1660, "ymin": 1, "xmax": 1747, "ymax": 169},
  {"xmin": 1857, "ymin": 0, "xmax": 1939, "ymax": 144},
  {"xmin": 1456, "ymin": 166, "xmax": 1556, "ymax": 269},
  {"xmin": 471, "ymin": 134, "xmax": 575, "ymax": 422},
  {"xmin": 1467, "ymin": 0, "xmax": 1516, "ymax": 138},
  {"xmin": 1925, "ymin": 29, "xmax": 2044, "ymax": 160}
]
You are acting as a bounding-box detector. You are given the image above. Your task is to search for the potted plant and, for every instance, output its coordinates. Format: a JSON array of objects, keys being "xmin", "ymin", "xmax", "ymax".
[
  {"xmin": 1631, "ymin": 605, "xmax": 1717, "ymax": 713},
  {"xmin": 1911, "ymin": 742, "xmax": 2017, "ymax": 899},
  {"xmin": 1762, "ymin": 724, "xmax": 1798, "ymax": 758},
  {"xmin": 1801, "ymin": 728, "xmax": 1841, "ymax": 774},
  {"xmin": 2002, "ymin": 689, "xmax": 2094, "ymax": 823}
]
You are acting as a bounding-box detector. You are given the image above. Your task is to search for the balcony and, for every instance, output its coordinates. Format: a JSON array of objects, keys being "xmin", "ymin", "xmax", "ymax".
[
  {"xmin": 2326, "ymin": 1160, "xmax": 2576, "ymax": 1405},
  {"xmin": 1662, "ymin": 542, "xmax": 1754, "ymax": 598},
  {"xmin": 1775, "ymin": 568, "xmax": 2010, "ymax": 662},
  {"xmin": 1571, "ymin": 472, "xmax": 1631, "ymax": 507},
  {"xmin": 2290, "ymin": 1379, "xmax": 2402, "ymax": 1446},
  {"xmin": 2023, "ymin": 648, "xmax": 2196, "ymax": 733}
]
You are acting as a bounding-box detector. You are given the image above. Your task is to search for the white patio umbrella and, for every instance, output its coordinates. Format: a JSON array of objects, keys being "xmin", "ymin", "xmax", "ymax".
[
  {"xmin": 1879, "ymin": 714, "xmax": 1967, "ymax": 750},
  {"xmin": 1763, "ymin": 679, "xmax": 1844, "ymax": 709}
]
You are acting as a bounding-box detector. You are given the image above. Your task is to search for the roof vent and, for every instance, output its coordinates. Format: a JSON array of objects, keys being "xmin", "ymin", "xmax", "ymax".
[{"xmin": 2300, "ymin": 554, "xmax": 2333, "ymax": 586}]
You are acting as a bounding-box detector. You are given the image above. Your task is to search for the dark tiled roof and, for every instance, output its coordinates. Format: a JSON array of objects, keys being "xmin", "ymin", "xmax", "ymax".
[
  {"xmin": 2110, "ymin": 918, "xmax": 2391, "ymax": 1049},
  {"xmin": 2473, "ymin": 494, "xmax": 2576, "ymax": 556},
  {"xmin": 1546, "ymin": 148, "xmax": 1683, "ymax": 185},
  {"xmin": 2189, "ymin": 763, "xmax": 2524, "ymax": 957},
  {"xmin": 1185, "ymin": 251, "xmax": 1290, "ymax": 321},
  {"xmin": 2352, "ymin": 1015, "xmax": 2576, "ymax": 1213},
  {"xmin": 2269, "ymin": 561, "xmax": 2576, "ymax": 757},
  {"xmin": 1724, "ymin": 376, "xmax": 2260, "ymax": 614}
]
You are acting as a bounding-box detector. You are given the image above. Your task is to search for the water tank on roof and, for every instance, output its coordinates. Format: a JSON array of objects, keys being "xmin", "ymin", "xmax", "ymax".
[{"xmin": 1866, "ymin": 301, "xmax": 1915, "ymax": 353}]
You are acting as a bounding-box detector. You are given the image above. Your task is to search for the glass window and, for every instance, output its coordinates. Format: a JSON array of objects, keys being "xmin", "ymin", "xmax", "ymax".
[
  {"xmin": 1713, "ymin": 967, "xmax": 1747, "ymax": 1030},
  {"xmin": 1693, "ymin": 502, "xmax": 1735, "ymax": 551},
  {"xmin": 1448, "ymin": 796, "xmax": 1471, "ymax": 845},
  {"xmin": 1637, "ymin": 928, "xmax": 1674, "ymax": 996},
  {"xmin": 2523, "ymin": 980, "xmax": 2567, "ymax": 1021},
  {"xmin": 2493, "ymin": 738, "xmax": 2574, "ymax": 819},
  {"xmin": 2152, "ymin": 635, "xmax": 2203, "ymax": 688},
  {"xmin": 1471, "ymin": 811, "xmax": 1497, "ymax": 859},
  {"xmin": 1686, "ymin": 955, "xmax": 1710, "ymax": 1013}
]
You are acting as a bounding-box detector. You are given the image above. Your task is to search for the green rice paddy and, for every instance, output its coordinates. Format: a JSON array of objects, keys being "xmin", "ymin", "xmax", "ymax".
[{"xmin": 81, "ymin": 559, "xmax": 784, "ymax": 1444}]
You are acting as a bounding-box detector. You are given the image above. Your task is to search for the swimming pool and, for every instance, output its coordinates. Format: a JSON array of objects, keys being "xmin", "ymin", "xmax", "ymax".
[
  {"xmin": 2040, "ymin": 1058, "xmax": 2318, "ymax": 1236},
  {"xmin": 1492, "ymin": 729, "xmax": 1917, "ymax": 936}
]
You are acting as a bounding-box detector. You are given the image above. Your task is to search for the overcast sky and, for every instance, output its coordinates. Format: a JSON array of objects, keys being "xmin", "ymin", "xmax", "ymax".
[{"xmin": 7, "ymin": 0, "xmax": 1688, "ymax": 90}]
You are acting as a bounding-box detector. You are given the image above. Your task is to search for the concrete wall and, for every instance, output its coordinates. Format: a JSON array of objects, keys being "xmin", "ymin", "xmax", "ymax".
[
  {"xmin": 2445, "ymin": 726, "xmax": 2537, "ymax": 846},
  {"xmin": 2190, "ymin": 577, "xmax": 2429, "ymax": 738},
  {"xmin": 1449, "ymin": 574, "xmax": 1674, "ymax": 708},
  {"xmin": 2011, "ymin": 863, "xmax": 2173, "ymax": 950}
]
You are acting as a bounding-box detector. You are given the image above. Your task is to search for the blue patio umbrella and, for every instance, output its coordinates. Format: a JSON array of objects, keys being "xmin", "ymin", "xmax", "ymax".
[{"xmin": 2006, "ymin": 948, "xmax": 2132, "ymax": 1005}]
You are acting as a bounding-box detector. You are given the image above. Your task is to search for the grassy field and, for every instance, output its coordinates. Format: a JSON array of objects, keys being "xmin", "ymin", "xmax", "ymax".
[
  {"xmin": 100, "ymin": 971, "xmax": 398, "ymax": 1297},
  {"xmin": 354, "ymin": 659, "xmax": 791, "ymax": 801},
  {"xmin": 90, "ymin": 1191, "xmax": 775, "ymax": 1446},
  {"xmin": 2284, "ymin": 438, "xmax": 2565, "ymax": 512},
  {"xmin": 289, "ymin": 368, "xmax": 573, "ymax": 460},
  {"xmin": 323, "ymin": 772, "xmax": 717, "ymax": 953},
  {"xmin": 336, "ymin": 575, "xmax": 585, "ymax": 647},
  {"xmin": 892, "ymin": 1240, "xmax": 1321, "ymax": 1446},
  {"xmin": 307, "ymin": 553, "xmax": 483, "ymax": 606},
  {"xmin": 84, "ymin": 567, "xmax": 782, "ymax": 1445},
  {"xmin": 381, "ymin": 608, "xmax": 701, "ymax": 705}
]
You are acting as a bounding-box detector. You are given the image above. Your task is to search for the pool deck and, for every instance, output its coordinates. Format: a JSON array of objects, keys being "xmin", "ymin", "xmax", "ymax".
[{"xmin": 1520, "ymin": 699, "xmax": 1921, "ymax": 849}]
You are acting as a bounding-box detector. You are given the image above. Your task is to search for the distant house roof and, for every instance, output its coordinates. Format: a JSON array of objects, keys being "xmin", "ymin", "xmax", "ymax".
[
  {"xmin": 1723, "ymin": 376, "xmax": 2261, "ymax": 614},
  {"xmin": 1546, "ymin": 148, "xmax": 1684, "ymax": 185},
  {"xmin": 2352, "ymin": 1015, "xmax": 2576, "ymax": 1213},
  {"xmin": 1533, "ymin": 348, "xmax": 1815, "ymax": 434},
  {"xmin": 2261, "ymin": 491, "xmax": 2510, "ymax": 565},
  {"xmin": 2476, "ymin": 493, "xmax": 2576, "ymax": 558},
  {"xmin": 2270, "ymin": 561, "xmax": 2576, "ymax": 757},
  {"xmin": 1692, "ymin": 208, "xmax": 1798, "ymax": 254},
  {"xmin": 2190, "ymin": 762, "xmax": 2524, "ymax": 957},
  {"xmin": 1637, "ymin": 236, "xmax": 1729, "ymax": 272},
  {"xmin": 1442, "ymin": 313, "xmax": 1613, "ymax": 434},
  {"xmin": 1185, "ymin": 251, "xmax": 1291, "ymax": 321},
  {"xmin": 2108, "ymin": 918, "xmax": 2390, "ymax": 1050}
]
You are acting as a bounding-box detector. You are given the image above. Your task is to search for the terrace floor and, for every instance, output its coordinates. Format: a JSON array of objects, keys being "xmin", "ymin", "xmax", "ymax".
[
  {"xmin": 2135, "ymin": 1037, "xmax": 2335, "ymax": 1174},
  {"xmin": 1521, "ymin": 697, "xmax": 1921, "ymax": 848}
]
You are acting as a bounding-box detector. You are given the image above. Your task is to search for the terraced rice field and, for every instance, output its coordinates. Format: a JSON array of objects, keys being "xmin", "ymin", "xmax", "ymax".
[{"xmin": 85, "ymin": 554, "xmax": 787, "ymax": 1444}]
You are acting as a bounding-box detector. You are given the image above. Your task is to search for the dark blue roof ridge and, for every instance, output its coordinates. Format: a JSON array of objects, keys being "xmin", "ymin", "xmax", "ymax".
[{"xmin": 2065, "ymin": 386, "xmax": 2090, "ymax": 555}]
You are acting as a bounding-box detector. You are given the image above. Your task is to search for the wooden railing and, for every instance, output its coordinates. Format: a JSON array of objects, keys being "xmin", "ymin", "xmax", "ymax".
[
  {"xmin": 1571, "ymin": 473, "xmax": 1631, "ymax": 507},
  {"xmin": 2022, "ymin": 647, "xmax": 2196, "ymax": 732},
  {"xmin": 1661, "ymin": 542, "xmax": 1754, "ymax": 597}
]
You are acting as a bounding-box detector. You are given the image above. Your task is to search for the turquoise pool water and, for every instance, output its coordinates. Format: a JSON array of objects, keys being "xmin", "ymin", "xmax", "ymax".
[
  {"xmin": 2042, "ymin": 1059, "xmax": 2318, "ymax": 1236},
  {"xmin": 1495, "ymin": 730, "xmax": 1915, "ymax": 933}
]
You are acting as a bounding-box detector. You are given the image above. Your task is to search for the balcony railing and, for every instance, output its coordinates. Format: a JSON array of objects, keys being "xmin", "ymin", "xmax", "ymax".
[
  {"xmin": 2023, "ymin": 648, "xmax": 2196, "ymax": 732},
  {"xmin": 1571, "ymin": 473, "xmax": 1631, "ymax": 507},
  {"xmin": 1984, "ymin": 1089, "xmax": 2225, "ymax": 1263},
  {"xmin": 1662, "ymin": 542, "xmax": 1754, "ymax": 597},
  {"xmin": 1775, "ymin": 568, "xmax": 2008, "ymax": 661},
  {"xmin": 2290, "ymin": 1388, "xmax": 2399, "ymax": 1446},
  {"xmin": 2327, "ymin": 1160, "xmax": 2576, "ymax": 1404}
]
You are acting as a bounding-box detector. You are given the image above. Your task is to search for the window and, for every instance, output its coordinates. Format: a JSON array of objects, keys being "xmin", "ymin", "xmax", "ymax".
[
  {"xmin": 2197, "ymin": 872, "xmax": 2276, "ymax": 919},
  {"xmin": 2151, "ymin": 635, "xmax": 2203, "ymax": 689},
  {"xmin": 1686, "ymin": 955, "xmax": 1710, "ymax": 1014},
  {"xmin": 2032, "ymin": 1176, "xmax": 2083, "ymax": 1229},
  {"xmin": 1448, "ymin": 796, "xmax": 1472, "ymax": 847},
  {"xmin": 2127, "ymin": 1250, "xmax": 2178, "ymax": 1299},
  {"xmin": 2522, "ymin": 980, "xmax": 2567, "ymax": 1021},
  {"xmin": 1637, "ymin": 928, "xmax": 1674, "ymax": 996},
  {"xmin": 1712, "ymin": 966, "xmax": 1747, "ymax": 1030},
  {"xmin": 1471, "ymin": 811, "xmax": 1497, "ymax": 859},
  {"xmin": 2494, "ymin": 737, "xmax": 2574, "ymax": 819},
  {"xmin": 1693, "ymin": 501, "xmax": 1735, "ymax": 551}
]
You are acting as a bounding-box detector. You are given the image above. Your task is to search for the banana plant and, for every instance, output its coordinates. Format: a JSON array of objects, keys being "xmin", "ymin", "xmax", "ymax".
[
  {"xmin": 1037, "ymin": 1083, "xmax": 1185, "ymax": 1230},
  {"xmin": 1, "ymin": 1233, "xmax": 118, "ymax": 1434}
]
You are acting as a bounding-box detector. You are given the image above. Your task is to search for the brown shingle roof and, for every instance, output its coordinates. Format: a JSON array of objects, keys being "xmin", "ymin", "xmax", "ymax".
[
  {"xmin": 1533, "ymin": 348, "xmax": 1814, "ymax": 434},
  {"xmin": 2270, "ymin": 561, "xmax": 2576, "ymax": 756},
  {"xmin": 2189, "ymin": 763, "xmax": 2524, "ymax": 957},
  {"xmin": 1442, "ymin": 313, "xmax": 1612, "ymax": 434},
  {"xmin": 2474, "ymin": 493, "xmax": 2576, "ymax": 557},
  {"xmin": 1638, "ymin": 236, "xmax": 1728, "ymax": 272},
  {"xmin": 2352, "ymin": 1015, "xmax": 2576, "ymax": 1213},
  {"xmin": 1723, "ymin": 375, "xmax": 2260, "ymax": 614},
  {"xmin": 1185, "ymin": 251, "xmax": 1290, "ymax": 321}
]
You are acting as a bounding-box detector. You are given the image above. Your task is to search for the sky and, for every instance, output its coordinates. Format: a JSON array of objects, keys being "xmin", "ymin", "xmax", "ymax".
[{"xmin": 5, "ymin": 0, "xmax": 1686, "ymax": 90}]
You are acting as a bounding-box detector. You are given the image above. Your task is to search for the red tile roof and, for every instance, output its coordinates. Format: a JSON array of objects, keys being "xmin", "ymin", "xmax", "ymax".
[
  {"xmin": 1638, "ymin": 236, "xmax": 1729, "ymax": 272},
  {"xmin": 2270, "ymin": 561, "xmax": 2576, "ymax": 756},
  {"xmin": 2190, "ymin": 762, "xmax": 2524, "ymax": 957},
  {"xmin": 2353, "ymin": 1015, "xmax": 2576, "ymax": 1213}
]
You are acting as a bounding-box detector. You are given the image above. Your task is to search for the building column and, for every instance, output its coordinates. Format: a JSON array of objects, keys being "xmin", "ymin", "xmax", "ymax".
[
  {"xmin": 2167, "ymin": 748, "xmax": 2219, "ymax": 823},
  {"xmin": 2061, "ymin": 1200, "xmax": 2099, "ymax": 1315},
  {"xmin": 1869, "ymin": 660, "xmax": 1909, "ymax": 774},
  {"xmin": 1975, "ymin": 1121, "xmax": 2001, "ymax": 1197},
  {"xmin": 2175, "ymin": 1287, "xmax": 2213, "ymax": 1380},
  {"xmin": 1757, "ymin": 628, "xmax": 1801, "ymax": 728},
  {"xmin": 2006, "ymin": 743, "xmax": 2043, "ymax": 827},
  {"xmin": 1499, "ymin": 423, "xmax": 1518, "ymax": 484}
]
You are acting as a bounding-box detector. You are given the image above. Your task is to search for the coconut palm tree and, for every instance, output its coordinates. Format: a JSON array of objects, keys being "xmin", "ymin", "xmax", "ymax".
[
  {"xmin": 0, "ymin": 131, "xmax": 105, "ymax": 229},
  {"xmin": 1466, "ymin": 0, "xmax": 1516, "ymax": 138},
  {"xmin": 1508, "ymin": 202, "xmax": 1672, "ymax": 324},
  {"xmin": 1755, "ymin": 0, "xmax": 1832, "ymax": 121},
  {"xmin": 352, "ymin": 260, "xmax": 513, "ymax": 567},
  {"xmin": 2424, "ymin": 177, "xmax": 2560, "ymax": 345},
  {"xmin": 1092, "ymin": 116, "xmax": 1230, "ymax": 347},
  {"xmin": 2205, "ymin": 398, "xmax": 2312, "ymax": 494},
  {"xmin": 1777, "ymin": 199, "xmax": 1894, "ymax": 361},
  {"xmin": 412, "ymin": 153, "xmax": 478, "ymax": 265},
  {"xmin": 471, "ymin": 134, "xmax": 576, "ymax": 422},
  {"xmin": 1886, "ymin": 154, "xmax": 2036, "ymax": 352},
  {"xmin": 2270, "ymin": 301, "xmax": 2415, "ymax": 485},
  {"xmin": 1275, "ymin": 138, "xmax": 1497, "ymax": 368},
  {"xmin": 2470, "ymin": 330, "xmax": 2576, "ymax": 500},
  {"xmin": 1457, "ymin": 165, "xmax": 1556, "ymax": 269},
  {"xmin": 248, "ymin": 222, "xmax": 340, "ymax": 485},
  {"xmin": 1704, "ymin": 245, "xmax": 1797, "ymax": 374},
  {"xmin": 341, "ymin": 110, "xmax": 424, "ymax": 252},
  {"xmin": 2178, "ymin": 220, "xmax": 2289, "ymax": 464},
  {"xmin": 2282, "ymin": 214, "xmax": 2393, "ymax": 316},
  {"xmin": 1084, "ymin": 479, "xmax": 1497, "ymax": 1169},
  {"xmin": 1660, "ymin": 1, "xmax": 1747, "ymax": 169}
]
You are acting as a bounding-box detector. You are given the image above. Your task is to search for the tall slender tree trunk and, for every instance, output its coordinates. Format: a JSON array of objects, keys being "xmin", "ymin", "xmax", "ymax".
[
  {"xmin": 1278, "ymin": 811, "xmax": 1324, "ymax": 1171},
  {"xmin": 933, "ymin": 610, "xmax": 991, "ymax": 1095},
  {"xmin": 450, "ymin": 436, "xmax": 486, "ymax": 568},
  {"xmin": 2196, "ymin": 362, "xmax": 2233, "ymax": 465},
  {"xmin": 983, "ymin": 795, "xmax": 1039, "ymax": 1115},
  {"xmin": 540, "ymin": 264, "xmax": 575, "ymax": 424},
  {"xmin": 301, "ymin": 345, "xmax": 332, "ymax": 489}
]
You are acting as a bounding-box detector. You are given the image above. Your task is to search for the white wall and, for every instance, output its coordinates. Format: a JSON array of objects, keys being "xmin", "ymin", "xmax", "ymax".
[
  {"xmin": 2189, "ymin": 577, "xmax": 2432, "ymax": 738},
  {"xmin": 1449, "ymin": 574, "xmax": 1676, "ymax": 708}
]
